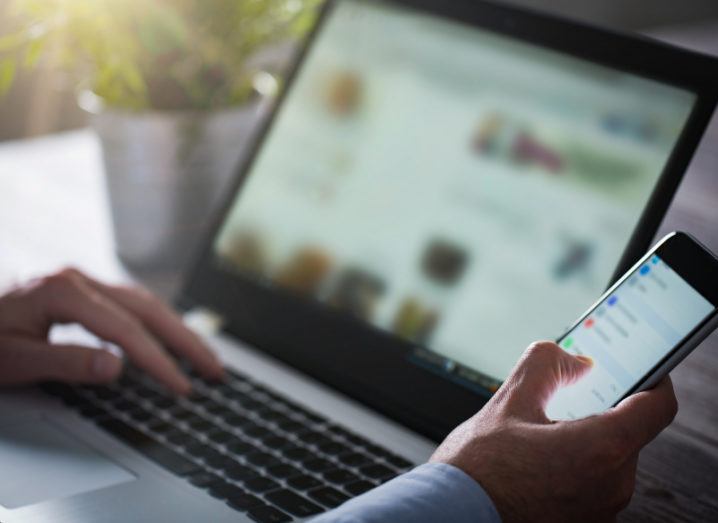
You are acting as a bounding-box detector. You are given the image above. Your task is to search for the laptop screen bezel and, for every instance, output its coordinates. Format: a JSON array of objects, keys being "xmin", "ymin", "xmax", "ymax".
[{"xmin": 178, "ymin": 0, "xmax": 718, "ymax": 441}]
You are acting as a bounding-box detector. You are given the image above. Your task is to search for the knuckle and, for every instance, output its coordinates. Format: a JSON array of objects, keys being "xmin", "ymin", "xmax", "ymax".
[
  {"xmin": 116, "ymin": 312, "xmax": 142, "ymax": 334},
  {"xmin": 526, "ymin": 340, "xmax": 560, "ymax": 356},
  {"xmin": 40, "ymin": 271, "xmax": 82, "ymax": 295},
  {"xmin": 123, "ymin": 284, "xmax": 161, "ymax": 308},
  {"xmin": 524, "ymin": 340, "xmax": 562, "ymax": 363},
  {"xmin": 56, "ymin": 266, "xmax": 83, "ymax": 280},
  {"xmin": 134, "ymin": 286, "xmax": 160, "ymax": 306}
]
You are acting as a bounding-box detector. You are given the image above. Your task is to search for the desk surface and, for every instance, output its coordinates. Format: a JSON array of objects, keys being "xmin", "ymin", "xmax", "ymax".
[{"xmin": 1, "ymin": 24, "xmax": 718, "ymax": 522}]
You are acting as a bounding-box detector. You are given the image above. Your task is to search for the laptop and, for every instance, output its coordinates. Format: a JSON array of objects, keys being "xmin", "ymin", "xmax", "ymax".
[{"xmin": 1, "ymin": 0, "xmax": 717, "ymax": 521}]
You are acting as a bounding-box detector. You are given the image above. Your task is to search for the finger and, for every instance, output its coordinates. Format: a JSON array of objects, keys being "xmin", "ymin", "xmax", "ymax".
[
  {"xmin": 498, "ymin": 341, "xmax": 593, "ymax": 421},
  {"xmin": 78, "ymin": 274, "xmax": 223, "ymax": 379},
  {"xmin": 40, "ymin": 272, "xmax": 191, "ymax": 394},
  {"xmin": 583, "ymin": 377, "xmax": 677, "ymax": 454},
  {"xmin": 0, "ymin": 336, "xmax": 122, "ymax": 385}
]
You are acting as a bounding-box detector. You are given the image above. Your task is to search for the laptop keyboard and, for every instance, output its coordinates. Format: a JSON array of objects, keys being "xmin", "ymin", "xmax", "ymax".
[{"xmin": 41, "ymin": 366, "xmax": 414, "ymax": 522}]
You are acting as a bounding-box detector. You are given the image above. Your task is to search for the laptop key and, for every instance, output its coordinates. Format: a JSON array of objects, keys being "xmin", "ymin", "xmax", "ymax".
[
  {"xmin": 164, "ymin": 429, "xmax": 193, "ymax": 447},
  {"xmin": 343, "ymin": 433, "xmax": 370, "ymax": 447},
  {"xmin": 262, "ymin": 435, "xmax": 293, "ymax": 450},
  {"xmin": 167, "ymin": 406, "xmax": 196, "ymax": 422},
  {"xmin": 187, "ymin": 418, "xmax": 215, "ymax": 433},
  {"xmin": 307, "ymin": 486, "xmax": 349, "ymax": 508},
  {"xmin": 184, "ymin": 441, "xmax": 214, "ymax": 457},
  {"xmin": 294, "ymin": 408, "xmax": 325, "ymax": 425},
  {"xmin": 206, "ymin": 429, "xmax": 235, "ymax": 445},
  {"xmin": 203, "ymin": 403, "xmax": 234, "ymax": 417},
  {"xmin": 150, "ymin": 397, "xmax": 175, "ymax": 409},
  {"xmin": 224, "ymin": 463, "xmax": 261, "ymax": 481},
  {"xmin": 265, "ymin": 489, "xmax": 323, "ymax": 517},
  {"xmin": 246, "ymin": 452, "xmax": 283, "ymax": 468},
  {"xmin": 234, "ymin": 396, "xmax": 264, "ymax": 410},
  {"xmin": 287, "ymin": 474, "xmax": 323, "ymax": 491},
  {"xmin": 281, "ymin": 446, "xmax": 314, "ymax": 461},
  {"xmin": 187, "ymin": 471, "xmax": 222, "ymax": 488},
  {"xmin": 256, "ymin": 406, "xmax": 284, "ymax": 420},
  {"xmin": 323, "ymin": 468, "xmax": 359, "ymax": 485},
  {"xmin": 276, "ymin": 419, "xmax": 305, "ymax": 433},
  {"xmin": 338, "ymin": 452, "xmax": 373, "ymax": 468},
  {"xmin": 266, "ymin": 464, "xmax": 302, "ymax": 479},
  {"xmin": 304, "ymin": 458, "xmax": 334, "ymax": 473},
  {"xmin": 243, "ymin": 425, "xmax": 274, "ymax": 440},
  {"xmin": 208, "ymin": 480, "xmax": 247, "ymax": 500},
  {"xmin": 265, "ymin": 413, "xmax": 293, "ymax": 427},
  {"xmin": 326, "ymin": 424, "xmax": 355, "ymax": 439},
  {"xmin": 359, "ymin": 463, "xmax": 397, "ymax": 481},
  {"xmin": 187, "ymin": 394, "xmax": 214, "ymax": 407},
  {"xmin": 344, "ymin": 480, "xmax": 376, "ymax": 496},
  {"xmin": 318, "ymin": 441, "xmax": 351, "ymax": 456},
  {"xmin": 298, "ymin": 431, "xmax": 333, "ymax": 447},
  {"xmin": 222, "ymin": 412, "xmax": 254, "ymax": 427},
  {"xmin": 97, "ymin": 418, "xmax": 198, "ymax": 476},
  {"xmin": 202, "ymin": 450, "xmax": 229, "ymax": 469},
  {"xmin": 226, "ymin": 439, "xmax": 259, "ymax": 455},
  {"xmin": 385, "ymin": 454, "xmax": 413, "ymax": 469},
  {"xmin": 146, "ymin": 420, "xmax": 174, "ymax": 434},
  {"xmin": 243, "ymin": 476, "xmax": 280, "ymax": 493},
  {"xmin": 223, "ymin": 389, "xmax": 253, "ymax": 404},
  {"xmin": 246, "ymin": 505, "xmax": 292, "ymax": 523},
  {"xmin": 133, "ymin": 384, "xmax": 161, "ymax": 399},
  {"xmin": 363, "ymin": 444, "xmax": 394, "ymax": 460},
  {"xmin": 227, "ymin": 493, "xmax": 265, "ymax": 512},
  {"xmin": 126, "ymin": 407, "xmax": 154, "ymax": 423}
]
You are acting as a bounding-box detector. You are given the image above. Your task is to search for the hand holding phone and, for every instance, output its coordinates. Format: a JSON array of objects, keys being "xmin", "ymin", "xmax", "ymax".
[{"xmin": 546, "ymin": 232, "xmax": 718, "ymax": 420}]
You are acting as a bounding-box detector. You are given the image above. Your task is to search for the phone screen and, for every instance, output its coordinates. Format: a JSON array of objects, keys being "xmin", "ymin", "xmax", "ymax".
[{"xmin": 546, "ymin": 254, "xmax": 715, "ymax": 420}]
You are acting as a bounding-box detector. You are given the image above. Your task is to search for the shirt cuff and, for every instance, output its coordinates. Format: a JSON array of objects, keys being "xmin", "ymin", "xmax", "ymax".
[{"xmin": 311, "ymin": 462, "xmax": 501, "ymax": 523}]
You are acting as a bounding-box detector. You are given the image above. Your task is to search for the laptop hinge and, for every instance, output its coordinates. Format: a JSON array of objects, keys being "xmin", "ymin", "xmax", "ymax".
[{"xmin": 183, "ymin": 307, "xmax": 226, "ymax": 337}]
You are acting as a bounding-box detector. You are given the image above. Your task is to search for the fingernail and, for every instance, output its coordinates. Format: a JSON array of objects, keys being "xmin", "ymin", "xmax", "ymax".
[
  {"xmin": 576, "ymin": 355, "xmax": 594, "ymax": 367},
  {"xmin": 92, "ymin": 351, "xmax": 122, "ymax": 380}
]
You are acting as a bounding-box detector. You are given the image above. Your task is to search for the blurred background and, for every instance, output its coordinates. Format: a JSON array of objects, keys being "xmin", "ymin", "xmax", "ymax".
[
  {"xmin": 1, "ymin": 0, "xmax": 717, "ymax": 141},
  {"xmin": 1, "ymin": 3, "xmax": 717, "ymax": 521}
]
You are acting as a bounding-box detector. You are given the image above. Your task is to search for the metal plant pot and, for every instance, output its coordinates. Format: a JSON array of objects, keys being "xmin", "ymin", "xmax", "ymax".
[{"xmin": 88, "ymin": 102, "xmax": 263, "ymax": 273}]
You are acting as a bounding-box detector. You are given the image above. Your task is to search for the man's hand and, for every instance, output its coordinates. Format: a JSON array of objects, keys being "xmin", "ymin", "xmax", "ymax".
[
  {"xmin": 431, "ymin": 341, "xmax": 678, "ymax": 523},
  {"xmin": 0, "ymin": 268, "xmax": 224, "ymax": 394}
]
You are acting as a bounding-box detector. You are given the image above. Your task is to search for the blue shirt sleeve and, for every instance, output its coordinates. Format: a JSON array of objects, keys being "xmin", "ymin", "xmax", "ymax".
[{"xmin": 311, "ymin": 462, "xmax": 501, "ymax": 523}]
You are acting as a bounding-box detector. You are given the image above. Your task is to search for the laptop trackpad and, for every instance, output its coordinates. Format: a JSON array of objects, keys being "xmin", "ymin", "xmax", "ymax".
[{"xmin": 0, "ymin": 417, "xmax": 135, "ymax": 509}]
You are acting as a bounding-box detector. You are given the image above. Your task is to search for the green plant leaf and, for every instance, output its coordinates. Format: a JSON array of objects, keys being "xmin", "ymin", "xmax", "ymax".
[
  {"xmin": 23, "ymin": 36, "xmax": 45, "ymax": 67},
  {"xmin": 0, "ymin": 33, "xmax": 24, "ymax": 53},
  {"xmin": 5, "ymin": 0, "xmax": 322, "ymax": 110},
  {"xmin": 0, "ymin": 60, "xmax": 17, "ymax": 97}
]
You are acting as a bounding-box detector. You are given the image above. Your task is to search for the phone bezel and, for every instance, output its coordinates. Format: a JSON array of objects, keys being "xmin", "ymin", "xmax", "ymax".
[{"xmin": 556, "ymin": 231, "xmax": 718, "ymax": 408}]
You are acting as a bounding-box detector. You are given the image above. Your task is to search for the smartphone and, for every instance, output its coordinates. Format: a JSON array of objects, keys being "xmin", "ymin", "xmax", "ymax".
[{"xmin": 546, "ymin": 231, "xmax": 718, "ymax": 421}]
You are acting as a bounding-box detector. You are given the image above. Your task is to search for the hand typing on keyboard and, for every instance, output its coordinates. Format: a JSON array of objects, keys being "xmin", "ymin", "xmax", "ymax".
[
  {"xmin": 44, "ymin": 365, "xmax": 415, "ymax": 522},
  {"xmin": 0, "ymin": 267, "xmax": 223, "ymax": 394}
]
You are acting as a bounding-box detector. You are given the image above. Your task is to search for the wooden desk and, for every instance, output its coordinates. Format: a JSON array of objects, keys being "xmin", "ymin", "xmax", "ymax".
[{"xmin": 1, "ymin": 25, "xmax": 717, "ymax": 523}]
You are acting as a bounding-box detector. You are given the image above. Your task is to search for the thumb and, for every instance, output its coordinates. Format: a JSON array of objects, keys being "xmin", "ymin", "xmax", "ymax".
[
  {"xmin": 498, "ymin": 341, "xmax": 593, "ymax": 421},
  {"xmin": 0, "ymin": 336, "xmax": 123, "ymax": 385}
]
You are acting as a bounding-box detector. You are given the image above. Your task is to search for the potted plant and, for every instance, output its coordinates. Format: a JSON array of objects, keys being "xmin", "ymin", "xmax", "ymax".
[{"xmin": 0, "ymin": 0, "xmax": 319, "ymax": 272}]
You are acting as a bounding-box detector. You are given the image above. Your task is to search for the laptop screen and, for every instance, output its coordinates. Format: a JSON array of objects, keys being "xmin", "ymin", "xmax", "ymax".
[{"xmin": 212, "ymin": 0, "xmax": 696, "ymax": 394}]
